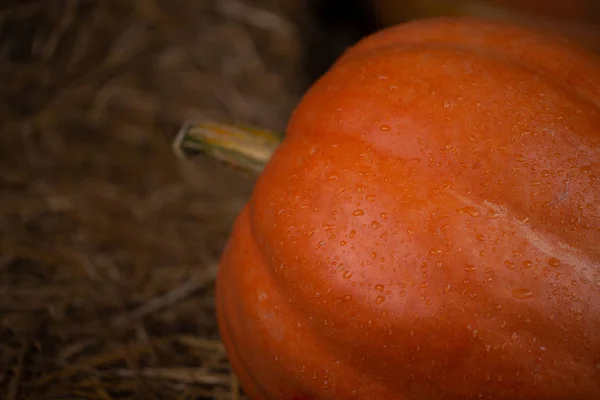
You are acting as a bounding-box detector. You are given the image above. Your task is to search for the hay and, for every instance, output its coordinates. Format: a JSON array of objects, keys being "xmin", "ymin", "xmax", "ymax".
[{"xmin": 0, "ymin": 1, "xmax": 311, "ymax": 398}]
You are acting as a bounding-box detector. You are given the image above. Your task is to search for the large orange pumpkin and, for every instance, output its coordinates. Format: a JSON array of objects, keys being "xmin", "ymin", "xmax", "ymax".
[{"xmin": 215, "ymin": 17, "xmax": 600, "ymax": 399}]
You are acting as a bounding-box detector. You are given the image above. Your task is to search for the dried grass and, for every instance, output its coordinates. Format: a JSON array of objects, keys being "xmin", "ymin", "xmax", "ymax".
[{"xmin": 0, "ymin": 1, "xmax": 310, "ymax": 398}]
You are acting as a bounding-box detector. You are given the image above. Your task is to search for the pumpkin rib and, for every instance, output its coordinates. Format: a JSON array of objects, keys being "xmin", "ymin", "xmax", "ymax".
[
  {"xmin": 216, "ymin": 305, "xmax": 269, "ymax": 399},
  {"xmin": 215, "ymin": 208, "xmax": 277, "ymax": 400},
  {"xmin": 218, "ymin": 206, "xmax": 398, "ymax": 399}
]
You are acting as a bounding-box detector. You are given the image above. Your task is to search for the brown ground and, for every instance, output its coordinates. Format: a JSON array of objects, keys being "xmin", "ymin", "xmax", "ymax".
[{"xmin": 0, "ymin": 1, "xmax": 339, "ymax": 398}]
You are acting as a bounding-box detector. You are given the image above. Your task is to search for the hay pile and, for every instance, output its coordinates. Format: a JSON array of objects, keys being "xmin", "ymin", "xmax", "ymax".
[{"xmin": 0, "ymin": 1, "xmax": 314, "ymax": 398}]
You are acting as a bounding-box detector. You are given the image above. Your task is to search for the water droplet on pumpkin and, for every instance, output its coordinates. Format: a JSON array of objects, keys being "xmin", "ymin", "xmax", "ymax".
[
  {"xmin": 375, "ymin": 295, "xmax": 386, "ymax": 305},
  {"xmin": 512, "ymin": 288, "xmax": 532, "ymax": 299},
  {"xmin": 522, "ymin": 260, "xmax": 533, "ymax": 269},
  {"xmin": 511, "ymin": 332, "xmax": 518, "ymax": 341},
  {"xmin": 340, "ymin": 240, "xmax": 347, "ymax": 246},
  {"xmin": 349, "ymin": 229, "xmax": 356, "ymax": 239},
  {"xmin": 504, "ymin": 260, "xmax": 516, "ymax": 270},
  {"xmin": 366, "ymin": 194, "xmax": 376, "ymax": 202},
  {"xmin": 548, "ymin": 257, "xmax": 561, "ymax": 268},
  {"xmin": 429, "ymin": 248, "xmax": 442, "ymax": 255},
  {"xmin": 459, "ymin": 207, "xmax": 480, "ymax": 217},
  {"xmin": 371, "ymin": 220, "xmax": 381, "ymax": 229},
  {"xmin": 257, "ymin": 291, "xmax": 268, "ymax": 302},
  {"xmin": 541, "ymin": 170, "xmax": 551, "ymax": 178},
  {"xmin": 514, "ymin": 154, "xmax": 526, "ymax": 162},
  {"xmin": 342, "ymin": 270, "xmax": 353, "ymax": 279},
  {"xmin": 353, "ymin": 209, "xmax": 364, "ymax": 216},
  {"xmin": 475, "ymin": 233, "xmax": 485, "ymax": 241},
  {"xmin": 573, "ymin": 311, "xmax": 583, "ymax": 321},
  {"xmin": 380, "ymin": 124, "xmax": 392, "ymax": 131},
  {"xmin": 380, "ymin": 212, "xmax": 388, "ymax": 219},
  {"xmin": 322, "ymin": 222, "xmax": 336, "ymax": 231},
  {"xmin": 375, "ymin": 284, "xmax": 385, "ymax": 292}
]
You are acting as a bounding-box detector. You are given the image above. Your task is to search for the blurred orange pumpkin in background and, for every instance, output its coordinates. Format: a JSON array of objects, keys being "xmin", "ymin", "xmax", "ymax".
[
  {"xmin": 372, "ymin": 0, "xmax": 600, "ymax": 52},
  {"xmin": 215, "ymin": 16, "xmax": 600, "ymax": 400}
]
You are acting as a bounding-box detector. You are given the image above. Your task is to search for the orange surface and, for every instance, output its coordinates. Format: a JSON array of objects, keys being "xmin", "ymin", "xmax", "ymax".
[{"xmin": 217, "ymin": 17, "xmax": 600, "ymax": 399}]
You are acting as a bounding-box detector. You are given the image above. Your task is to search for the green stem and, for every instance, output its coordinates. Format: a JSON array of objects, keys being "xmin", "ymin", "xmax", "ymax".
[{"xmin": 172, "ymin": 121, "xmax": 283, "ymax": 173}]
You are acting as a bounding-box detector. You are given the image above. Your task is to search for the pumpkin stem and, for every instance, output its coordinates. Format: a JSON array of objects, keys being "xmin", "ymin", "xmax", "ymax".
[{"xmin": 173, "ymin": 121, "xmax": 282, "ymax": 172}]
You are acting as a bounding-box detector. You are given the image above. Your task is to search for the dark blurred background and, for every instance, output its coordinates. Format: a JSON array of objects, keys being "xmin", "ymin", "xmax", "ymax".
[{"xmin": 1, "ymin": 1, "xmax": 599, "ymax": 399}]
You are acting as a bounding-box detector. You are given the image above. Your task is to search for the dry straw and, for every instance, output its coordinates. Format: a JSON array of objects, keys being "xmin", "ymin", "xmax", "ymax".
[{"xmin": 0, "ymin": 1, "xmax": 308, "ymax": 398}]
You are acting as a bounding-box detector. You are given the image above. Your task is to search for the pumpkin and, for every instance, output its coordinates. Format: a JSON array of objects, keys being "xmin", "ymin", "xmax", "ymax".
[{"xmin": 213, "ymin": 17, "xmax": 600, "ymax": 399}]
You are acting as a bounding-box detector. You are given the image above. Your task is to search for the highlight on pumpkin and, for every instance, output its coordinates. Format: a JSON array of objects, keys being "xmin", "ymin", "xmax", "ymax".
[{"xmin": 173, "ymin": 121, "xmax": 281, "ymax": 172}]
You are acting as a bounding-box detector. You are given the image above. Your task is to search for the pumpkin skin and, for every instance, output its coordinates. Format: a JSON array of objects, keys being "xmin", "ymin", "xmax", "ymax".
[{"xmin": 216, "ymin": 17, "xmax": 600, "ymax": 400}]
